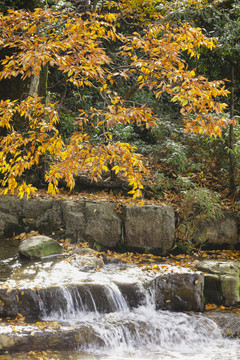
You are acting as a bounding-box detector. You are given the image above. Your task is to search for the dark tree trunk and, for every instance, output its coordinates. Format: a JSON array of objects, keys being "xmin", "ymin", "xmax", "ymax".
[
  {"xmin": 0, "ymin": 0, "xmax": 47, "ymax": 103},
  {"xmin": 228, "ymin": 62, "xmax": 235, "ymax": 194}
]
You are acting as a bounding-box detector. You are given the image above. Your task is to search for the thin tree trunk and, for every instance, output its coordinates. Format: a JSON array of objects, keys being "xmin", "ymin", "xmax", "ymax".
[
  {"xmin": 229, "ymin": 62, "xmax": 235, "ymax": 194},
  {"xmin": 38, "ymin": 64, "xmax": 48, "ymax": 101},
  {"xmin": 29, "ymin": 74, "xmax": 40, "ymax": 97},
  {"xmin": 92, "ymin": 0, "xmax": 98, "ymax": 11}
]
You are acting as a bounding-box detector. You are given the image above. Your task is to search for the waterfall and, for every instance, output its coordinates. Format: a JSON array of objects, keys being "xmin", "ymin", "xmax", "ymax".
[
  {"xmin": 40, "ymin": 281, "xmax": 138, "ymax": 320},
  {"xmin": 37, "ymin": 277, "xmax": 231, "ymax": 360},
  {"xmin": 1, "ymin": 256, "xmax": 240, "ymax": 360}
]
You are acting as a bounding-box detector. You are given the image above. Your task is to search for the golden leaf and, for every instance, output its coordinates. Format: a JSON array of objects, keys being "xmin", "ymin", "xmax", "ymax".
[{"xmin": 205, "ymin": 303, "xmax": 217, "ymax": 310}]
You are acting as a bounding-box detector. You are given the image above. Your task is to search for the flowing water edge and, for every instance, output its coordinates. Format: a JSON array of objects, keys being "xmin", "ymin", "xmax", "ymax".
[
  {"xmin": 1, "ymin": 324, "xmax": 240, "ymax": 360},
  {"xmin": 1, "ymin": 238, "xmax": 240, "ymax": 360},
  {"xmin": 41, "ymin": 306, "xmax": 240, "ymax": 360},
  {"xmin": 1, "ymin": 295, "xmax": 239, "ymax": 359}
]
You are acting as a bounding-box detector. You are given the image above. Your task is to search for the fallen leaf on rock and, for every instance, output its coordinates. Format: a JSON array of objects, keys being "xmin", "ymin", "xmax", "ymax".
[
  {"xmin": 15, "ymin": 313, "xmax": 25, "ymax": 323},
  {"xmin": 205, "ymin": 303, "xmax": 218, "ymax": 310}
]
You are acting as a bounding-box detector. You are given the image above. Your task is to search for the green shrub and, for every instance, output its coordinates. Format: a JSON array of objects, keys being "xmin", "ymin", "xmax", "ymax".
[
  {"xmin": 153, "ymin": 172, "xmax": 195, "ymax": 194},
  {"xmin": 59, "ymin": 113, "xmax": 76, "ymax": 141},
  {"xmin": 176, "ymin": 187, "xmax": 224, "ymax": 251}
]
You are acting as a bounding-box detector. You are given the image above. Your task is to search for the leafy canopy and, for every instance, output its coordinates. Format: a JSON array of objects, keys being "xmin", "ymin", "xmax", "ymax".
[{"xmin": 0, "ymin": 1, "xmax": 234, "ymax": 199}]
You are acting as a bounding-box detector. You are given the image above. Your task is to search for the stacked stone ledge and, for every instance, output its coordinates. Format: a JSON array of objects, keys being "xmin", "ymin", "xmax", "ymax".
[{"xmin": 0, "ymin": 196, "xmax": 176, "ymax": 255}]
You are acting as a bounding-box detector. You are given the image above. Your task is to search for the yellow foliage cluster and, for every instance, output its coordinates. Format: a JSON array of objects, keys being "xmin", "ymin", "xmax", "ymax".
[{"xmin": 0, "ymin": 1, "xmax": 234, "ymax": 199}]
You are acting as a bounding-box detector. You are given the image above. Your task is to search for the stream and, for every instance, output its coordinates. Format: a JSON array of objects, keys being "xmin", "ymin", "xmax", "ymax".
[
  {"xmin": 41, "ymin": 305, "xmax": 240, "ymax": 360},
  {"xmin": 1, "ymin": 238, "xmax": 240, "ymax": 360}
]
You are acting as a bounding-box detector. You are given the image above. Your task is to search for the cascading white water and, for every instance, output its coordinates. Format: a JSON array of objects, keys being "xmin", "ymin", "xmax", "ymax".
[
  {"xmin": 38, "ymin": 272, "xmax": 240, "ymax": 360},
  {"xmin": 2, "ymin": 255, "xmax": 240, "ymax": 360}
]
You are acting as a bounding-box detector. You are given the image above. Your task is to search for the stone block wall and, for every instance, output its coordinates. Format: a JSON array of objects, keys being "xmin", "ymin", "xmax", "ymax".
[{"xmin": 0, "ymin": 196, "xmax": 175, "ymax": 255}]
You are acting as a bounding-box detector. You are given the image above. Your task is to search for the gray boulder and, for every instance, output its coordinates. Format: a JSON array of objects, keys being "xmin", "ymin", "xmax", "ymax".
[
  {"xmin": 84, "ymin": 201, "xmax": 122, "ymax": 247},
  {"xmin": 0, "ymin": 196, "xmax": 21, "ymax": 236},
  {"xmin": 155, "ymin": 271, "xmax": 204, "ymax": 311},
  {"xmin": 0, "ymin": 213, "xmax": 19, "ymax": 237},
  {"xmin": 0, "ymin": 321, "xmax": 106, "ymax": 353},
  {"xmin": 197, "ymin": 213, "xmax": 238, "ymax": 247},
  {"xmin": 69, "ymin": 253, "xmax": 104, "ymax": 271},
  {"xmin": 196, "ymin": 260, "xmax": 240, "ymax": 306},
  {"xmin": 0, "ymin": 287, "xmax": 40, "ymax": 319},
  {"xmin": 124, "ymin": 204, "xmax": 175, "ymax": 255},
  {"xmin": 22, "ymin": 198, "xmax": 63, "ymax": 235},
  {"xmin": 62, "ymin": 200, "xmax": 86, "ymax": 241},
  {"xmin": 62, "ymin": 200, "xmax": 123, "ymax": 247},
  {"xmin": 19, "ymin": 235, "xmax": 63, "ymax": 259}
]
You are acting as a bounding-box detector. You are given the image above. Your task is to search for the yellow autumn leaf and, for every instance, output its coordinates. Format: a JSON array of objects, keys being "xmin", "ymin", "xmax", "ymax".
[{"xmin": 205, "ymin": 303, "xmax": 217, "ymax": 310}]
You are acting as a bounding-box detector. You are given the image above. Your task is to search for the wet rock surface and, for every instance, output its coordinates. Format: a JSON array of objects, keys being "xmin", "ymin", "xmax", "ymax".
[
  {"xmin": 0, "ymin": 309, "xmax": 237, "ymax": 355},
  {"xmin": 0, "ymin": 322, "xmax": 104, "ymax": 353},
  {"xmin": 68, "ymin": 253, "xmax": 104, "ymax": 272},
  {"xmin": 204, "ymin": 311, "xmax": 240, "ymax": 338},
  {"xmin": 0, "ymin": 256, "xmax": 205, "ymax": 320},
  {"xmin": 196, "ymin": 260, "xmax": 240, "ymax": 306},
  {"xmin": 1, "ymin": 240, "xmax": 240, "ymax": 355},
  {"xmin": 18, "ymin": 235, "xmax": 63, "ymax": 259},
  {"xmin": 155, "ymin": 272, "xmax": 204, "ymax": 311}
]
